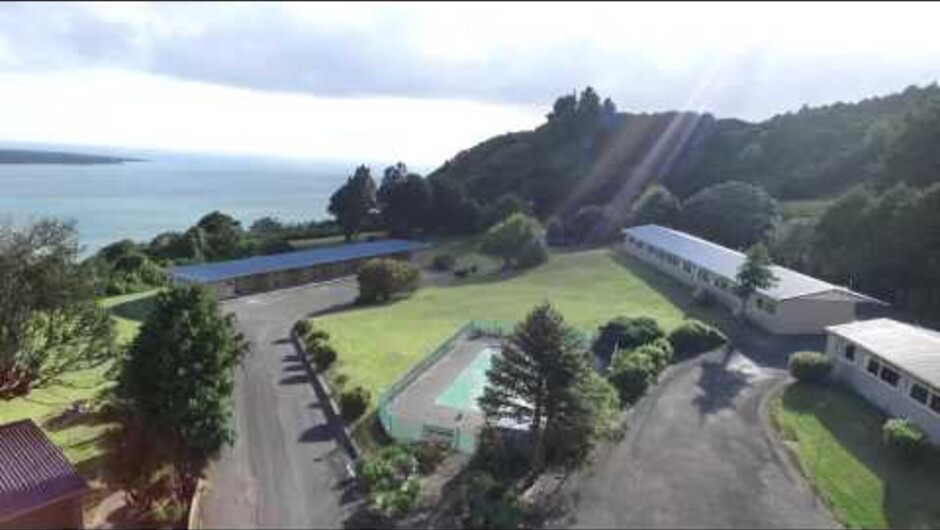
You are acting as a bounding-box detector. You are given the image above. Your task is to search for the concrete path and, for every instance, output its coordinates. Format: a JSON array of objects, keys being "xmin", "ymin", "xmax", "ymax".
[
  {"xmin": 555, "ymin": 346, "xmax": 838, "ymax": 529},
  {"xmin": 200, "ymin": 281, "xmax": 359, "ymax": 529}
]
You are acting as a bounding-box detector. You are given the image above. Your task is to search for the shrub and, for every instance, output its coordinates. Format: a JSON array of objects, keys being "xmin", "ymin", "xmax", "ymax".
[
  {"xmin": 431, "ymin": 253, "xmax": 457, "ymax": 271},
  {"xmin": 787, "ymin": 351, "xmax": 832, "ymax": 384},
  {"xmin": 635, "ymin": 338, "xmax": 674, "ymax": 372},
  {"xmin": 340, "ymin": 386, "xmax": 371, "ymax": 421},
  {"xmin": 293, "ymin": 319, "xmax": 312, "ymax": 337},
  {"xmin": 668, "ymin": 320, "xmax": 727, "ymax": 359},
  {"xmin": 608, "ymin": 349, "xmax": 658, "ymax": 405},
  {"xmin": 412, "ymin": 441, "xmax": 449, "ymax": 475},
  {"xmin": 593, "ymin": 316, "xmax": 665, "ymax": 364},
  {"xmin": 309, "ymin": 342, "xmax": 338, "ymax": 372},
  {"xmin": 882, "ymin": 418, "xmax": 928, "ymax": 461},
  {"xmin": 357, "ymin": 258, "xmax": 420, "ymax": 303},
  {"xmin": 479, "ymin": 213, "xmax": 545, "ymax": 270},
  {"xmin": 516, "ymin": 238, "xmax": 548, "ymax": 269},
  {"xmin": 357, "ymin": 444, "xmax": 420, "ymax": 518}
]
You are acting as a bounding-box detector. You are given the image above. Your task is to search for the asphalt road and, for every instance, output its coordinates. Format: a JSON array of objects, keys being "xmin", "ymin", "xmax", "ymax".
[
  {"xmin": 555, "ymin": 345, "xmax": 838, "ymax": 529},
  {"xmin": 200, "ymin": 280, "xmax": 359, "ymax": 529}
]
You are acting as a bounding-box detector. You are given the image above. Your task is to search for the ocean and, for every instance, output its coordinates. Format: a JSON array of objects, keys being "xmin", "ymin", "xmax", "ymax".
[{"xmin": 0, "ymin": 148, "xmax": 380, "ymax": 255}]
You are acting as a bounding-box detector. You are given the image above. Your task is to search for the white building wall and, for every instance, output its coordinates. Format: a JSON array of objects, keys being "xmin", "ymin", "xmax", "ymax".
[
  {"xmin": 826, "ymin": 334, "xmax": 940, "ymax": 443},
  {"xmin": 622, "ymin": 236, "xmax": 854, "ymax": 335}
]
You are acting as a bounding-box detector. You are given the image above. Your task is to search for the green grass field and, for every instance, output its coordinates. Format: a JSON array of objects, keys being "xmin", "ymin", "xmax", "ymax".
[
  {"xmin": 315, "ymin": 248, "xmax": 728, "ymax": 403},
  {"xmin": 774, "ymin": 383, "xmax": 940, "ymax": 529},
  {"xmin": 0, "ymin": 290, "xmax": 156, "ymax": 470}
]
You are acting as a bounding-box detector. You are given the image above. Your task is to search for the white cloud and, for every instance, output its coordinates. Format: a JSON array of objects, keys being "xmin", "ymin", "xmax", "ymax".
[{"xmin": 0, "ymin": 69, "xmax": 542, "ymax": 164}]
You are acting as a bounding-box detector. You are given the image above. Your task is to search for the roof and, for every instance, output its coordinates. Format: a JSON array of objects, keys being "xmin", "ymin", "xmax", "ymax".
[
  {"xmin": 0, "ymin": 420, "xmax": 88, "ymax": 520},
  {"xmin": 169, "ymin": 238, "xmax": 431, "ymax": 283},
  {"xmin": 623, "ymin": 224, "xmax": 882, "ymax": 303},
  {"xmin": 827, "ymin": 318, "xmax": 940, "ymax": 389}
]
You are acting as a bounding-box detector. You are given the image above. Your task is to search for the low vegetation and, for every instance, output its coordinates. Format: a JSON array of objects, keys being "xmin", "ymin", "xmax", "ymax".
[
  {"xmin": 356, "ymin": 258, "xmax": 421, "ymax": 304},
  {"xmin": 788, "ymin": 351, "xmax": 833, "ymax": 384},
  {"xmin": 592, "ymin": 316, "xmax": 665, "ymax": 366},
  {"xmin": 340, "ymin": 386, "xmax": 371, "ymax": 422},
  {"xmin": 774, "ymin": 383, "xmax": 940, "ymax": 529},
  {"xmin": 479, "ymin": 213, "xmax": 548, "ymax": 270},
  {"xmin": 882, "ymin": 418, "xmax": 928, "ymax": 461},
  {"xmin": 666, "ymin": 319, "xmax": 727, "ymax": 359},
  {"xmin": 607, "ymin": 337, "xmax": 674, "ymax": 405}
]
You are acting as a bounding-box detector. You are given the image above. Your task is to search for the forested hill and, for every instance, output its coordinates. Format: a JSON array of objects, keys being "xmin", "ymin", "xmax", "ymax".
[
  {"xmin": 0, "ymin": 148, "xmax": 140, "ymax": 164},
  {"xmin": 428, "ymin": 84, "xmax": 940, "ymax": 214}
]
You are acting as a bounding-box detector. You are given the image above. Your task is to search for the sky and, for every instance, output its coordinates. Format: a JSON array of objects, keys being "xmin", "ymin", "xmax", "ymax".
[{"xmin": 1, "ymin": 1, "xmax": 939, "ymax": 166}]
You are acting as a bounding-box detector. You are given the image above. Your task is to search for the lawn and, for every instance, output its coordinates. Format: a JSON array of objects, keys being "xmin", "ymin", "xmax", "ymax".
[
  {"xmin": 315, "ymin": 247, "xmax": 727, "ymax": 403},
  {"xmin": 0, "ymin": 289, "xmax": 156, "ymax": 472},
  {"xmin": 773, "ymin": 383, "xmax": 940, "ymax": 529}
]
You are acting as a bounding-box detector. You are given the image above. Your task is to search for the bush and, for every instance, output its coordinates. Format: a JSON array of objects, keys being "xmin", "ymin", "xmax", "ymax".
[
  {"xmin": 593, "ymin": 316, "xmax": 665, "ymax": 364},
  {"xmin": 787, "ymin": 351, "xmax": 832, "ymax": 384},
  {"xmin": 293, "ymin": 319, "xmax": 312, "ymax": 337},
  {"xmin": 431, "ymin": 253, "xmax": 457, "ymax": 271},
  {"xmin": 882, "ymin": 418, "xmax": 928, "ymax": 461},
  {"xmin": 479, "ymin": 213, "xmax": 545, "ymax": 270},
  {"xmin": 309, "ymin": 342, "xmax": 338, "ymax": 372},
  {"xmin": 516, "ymin": 238, "xmax": 548, "ymax": 269},
  {"xmin": 340, "ymin": 386, "xmax": 371, "ymax": 422},
  {"xmin": 608, "ymin": 349, "xmax": 658, "ymax": 406},
  {"xmin": 412, "ymin": 441, "xmax": 449, "ymax": 475},
  {"xmin": 357, "ymin": 258, "xmax": 420, "ymax": 303},
  {"xmin": 635, "ymin": 338, "xmax": 674, "ymax": 372},
  {"xmin": 668, "ymin": 320, "xmax": 727, "ymax": 359},
  {"xmin": 357, "ymin": 444, "xmax": 420, "ymax": 518}
]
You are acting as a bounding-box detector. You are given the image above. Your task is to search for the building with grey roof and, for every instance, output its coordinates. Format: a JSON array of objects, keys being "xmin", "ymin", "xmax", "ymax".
[
  {"xmin": 169, "ymin": 238, "xmax": 430, "ymax": 299},
  {"xmin": 622, "ymin": 224, "xmax": 882, "ymax": 334},
  {"xmin": 826, "ymin": 318, "xmax": 940, "ymax": 442},
  {"xmin": 0, "ymin": 419, "xmax": 88, "ymax": 529}
]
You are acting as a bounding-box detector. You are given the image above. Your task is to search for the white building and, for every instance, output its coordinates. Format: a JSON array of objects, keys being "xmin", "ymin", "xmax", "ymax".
[
  {"xmin": 622, "ymin": 224, "xmax": 882, "ymax": 334},
  {"xmin": 826, "ymin": 319, "xmax": 940, "ymax": 442}
]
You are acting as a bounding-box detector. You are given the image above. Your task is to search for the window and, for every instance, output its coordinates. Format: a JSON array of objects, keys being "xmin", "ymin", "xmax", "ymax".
[
  {"xmin": 879, "ymin": 365, "xmax": 900, "ymax": 387},
  {"xmin": 910, "ymin": 383, "xmax": 929, "ymax": 405},
  {"xmin": 931, "ymin": 394, "xmax": 940, "ymax": 414},
  {"xmin": 866, "ymin": 358, "xmax": 881, "ymax": 376},
  {"xmin": 844, "ymin": 344, "xmax": 856, "ymax": 361}
]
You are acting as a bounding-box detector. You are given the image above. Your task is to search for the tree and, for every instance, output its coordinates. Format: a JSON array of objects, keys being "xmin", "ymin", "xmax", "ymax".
[
  {"xmin": 378, "ymin": 166, "xmax": 433, "ymax": 237},
  {"xmin": 681, "ymin": 181, "xmax": 779, "ymax": 249},
  {"xmin": 631, "ymin": 185, "xmax": 681, "ymax": 227},
  {"xmin": 0, "ymin": 219, "xmax": 116, "ymax": 399},
  {"xmin": 734, "ymin": 243, "xmax": 779, "ymax": 318},
  {"xmin": 592, "ymin": 316, "xmax": 664, "ymax": 365},
  {"xmin": 479, "ymin": 213, "xmax": 545, "ymax": 270},
  {"xmin": 116, "ymin": 285, "xmax": 246, "ymax": 506},
  {"xmin": 564, "ymin": 205, "xmax": 617, "ymax": 245},
  {"xmin": 329, "ymin": 165, "xmax": 378, "ymax": 241},
  {"xmin": 479, "ymin": 303, "xmax": 593, "ymax": 473},
  {"xmin": 189, "ymin": 211, "xmax": 247, "ymax": 261},
  {"xmin": 483, "ymin": 192, "xmax": 532, "ymax": 228},
  {"xmin": 429, "ymin": 178, "xmax": 481, "ymax": 235}
]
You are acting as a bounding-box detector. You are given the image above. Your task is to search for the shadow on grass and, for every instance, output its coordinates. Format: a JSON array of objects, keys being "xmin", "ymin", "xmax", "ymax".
[
  {"xmin": 781, "ymin": 384, "xmax": 940, "ymax": 529},
  {"xmin": 109, "ymin": 293, "xmax": 157, "ymax": 323}
]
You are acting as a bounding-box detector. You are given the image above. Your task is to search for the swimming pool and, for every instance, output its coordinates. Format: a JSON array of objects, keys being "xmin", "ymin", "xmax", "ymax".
[{"xmin": 434, "ymin": 346, "xmax": 497, "ymax": 412}]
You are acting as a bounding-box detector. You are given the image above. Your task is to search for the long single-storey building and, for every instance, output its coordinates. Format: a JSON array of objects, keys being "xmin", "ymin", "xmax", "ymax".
[
  {"xmin": 826, "ymin": 318, "xmax": 940, "ymax": 443},
  {"xmin": 169, "ymin": 238, "xmax": 430, "ymax": 299},
  {"xmin": 622, "ymin": 224, "xmax": 883, "ymax": 334},
  {"xmin": 0, "ymin": 419, "xmax": 88, "ymax": 529}
]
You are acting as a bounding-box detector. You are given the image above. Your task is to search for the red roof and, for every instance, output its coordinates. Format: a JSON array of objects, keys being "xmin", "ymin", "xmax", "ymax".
[{"xmin": 0, "ymin": 419, "xmax": 88, "ymax": 521}]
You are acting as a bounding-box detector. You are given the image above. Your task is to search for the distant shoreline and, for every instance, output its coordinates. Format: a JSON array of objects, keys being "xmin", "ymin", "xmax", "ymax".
[{"xmin": 0, "ymin": 148, "xmax": 145, "ymax": 165}]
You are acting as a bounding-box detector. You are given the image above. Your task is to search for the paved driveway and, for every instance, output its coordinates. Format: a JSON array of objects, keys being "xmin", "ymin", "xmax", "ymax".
[
  {"xmin": 555, "ymin": 344, "xmax": 838, "ymax": 529},
  {"xmin": 200, "ymin": 280, "xmax": 359, "ymax": 529}
]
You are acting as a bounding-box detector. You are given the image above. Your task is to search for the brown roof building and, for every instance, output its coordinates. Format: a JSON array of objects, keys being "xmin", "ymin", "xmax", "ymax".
[{"xmin": 0, "ymin": 419, "xmax": 88, "ymax": 529}]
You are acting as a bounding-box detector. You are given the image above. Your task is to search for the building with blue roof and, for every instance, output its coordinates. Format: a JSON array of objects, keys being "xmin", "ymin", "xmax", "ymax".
[
  {"xmin": 169, "ymin": 238, "xmax": 430, "ymax": 298},
  {"xmin": 623, "ymin": 225, "xmax": 884, "ymax": 334}
]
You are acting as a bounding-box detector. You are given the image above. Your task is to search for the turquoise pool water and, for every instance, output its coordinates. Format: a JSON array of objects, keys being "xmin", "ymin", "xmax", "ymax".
[{"xmin": 435, "ymin": 347, "xmax": 497, "ymax": 412}]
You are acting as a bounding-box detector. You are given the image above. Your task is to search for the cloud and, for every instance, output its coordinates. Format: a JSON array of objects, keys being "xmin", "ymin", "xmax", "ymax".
[{"xmin": 3, "ymin": 2, "xmax": 940, "ymax": 121}]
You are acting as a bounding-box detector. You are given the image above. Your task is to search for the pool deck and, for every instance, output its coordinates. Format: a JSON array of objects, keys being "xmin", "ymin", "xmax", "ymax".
[{"xmin": 385, "ymin": 335, "xmax": 500, "ymax": 445}]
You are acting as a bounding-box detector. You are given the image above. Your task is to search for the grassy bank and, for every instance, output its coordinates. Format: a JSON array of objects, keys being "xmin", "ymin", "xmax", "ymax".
[{"xmin": 773, "ymin": 383, "xmax": 940, "ymax": 529}]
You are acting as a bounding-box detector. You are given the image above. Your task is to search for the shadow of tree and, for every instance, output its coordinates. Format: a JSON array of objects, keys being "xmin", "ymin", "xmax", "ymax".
[
  {"xmin": 299, "ymin": 423, "xmax": 334, "ymax": 443},
  {"xmin": 692, "ymin": 350, "xmax": 751, "ymax": 418},
  {"xmin": 109, "ymin": 293, "xmax": 157, "ymax": 323},
  {"xmin": 279, "ymin": 374, "xmax": 311, "ymax": 386}
]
